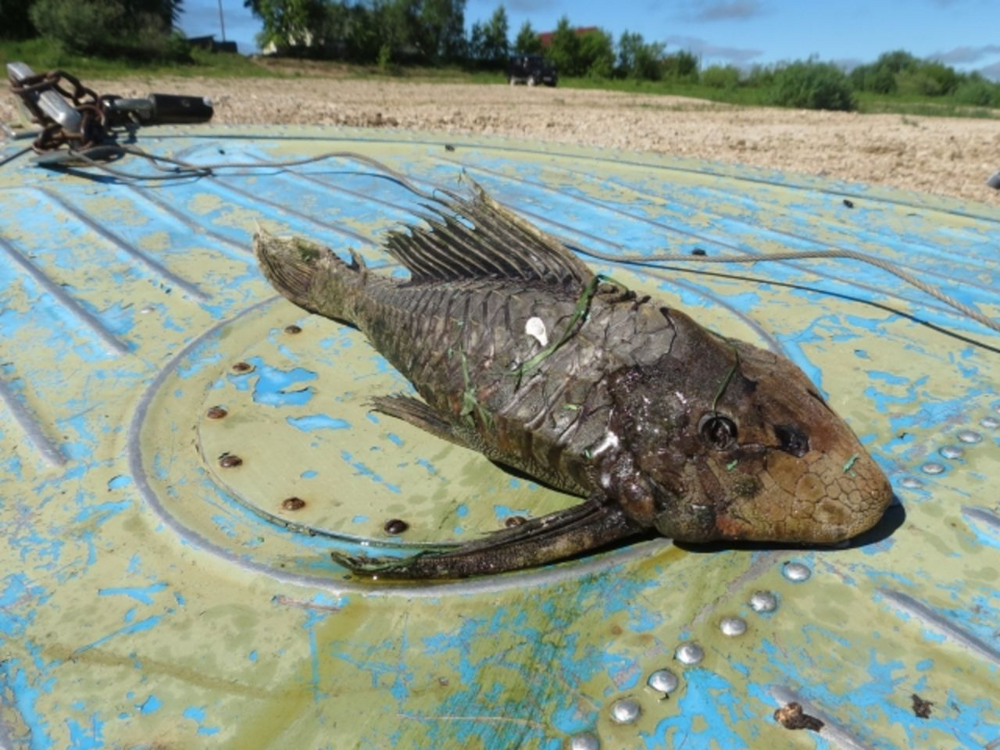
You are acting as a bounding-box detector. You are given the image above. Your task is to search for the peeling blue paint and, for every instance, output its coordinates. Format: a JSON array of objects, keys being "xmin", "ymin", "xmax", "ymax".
[
  {"xmin": 97, "ymin": 582, "xmax": 167, "ymax": 605},
  {"xmin": 287, "ymin": 415, "xmax": 351, "ymax": 431}
]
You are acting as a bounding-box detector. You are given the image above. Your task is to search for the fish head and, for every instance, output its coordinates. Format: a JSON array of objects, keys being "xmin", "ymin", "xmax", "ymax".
[{"xmin": 604, "ymin": 313, "xmax": 893, "ymax": 545}]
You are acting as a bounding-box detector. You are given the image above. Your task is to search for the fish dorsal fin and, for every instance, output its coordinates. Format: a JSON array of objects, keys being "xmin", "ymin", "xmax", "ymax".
[{"xmin": 384, "ymin": 185, "xmax": 593, "ymax": 289}]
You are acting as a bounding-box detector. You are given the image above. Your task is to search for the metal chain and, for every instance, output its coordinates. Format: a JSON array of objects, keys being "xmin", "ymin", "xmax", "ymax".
[{"xmin": 7, "ymin": 69, "xmax": 115, "ymax": 153}]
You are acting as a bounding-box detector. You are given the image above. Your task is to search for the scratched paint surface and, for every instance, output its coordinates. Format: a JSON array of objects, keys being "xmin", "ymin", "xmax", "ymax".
[{"xmin": 0, "ymin": 127, "xmax": 998, "ymax": 749}]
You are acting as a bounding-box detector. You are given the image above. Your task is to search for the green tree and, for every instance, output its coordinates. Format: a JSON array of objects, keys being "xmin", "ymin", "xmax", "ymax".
[
  {"xmin": 577, "ymin": 28, "xmax": 613, "ymax": 78},
  {"xmin": 905, "ymin": 60, "xmax": 959, "ymax": 96},
  {"xmin": 546, "ymin": 16, "xmax": 580, "ymax": 75},
  {"xmin": 245, "ymin": 0, "xmax": 326, "ymax": 52},
  {"xmin": 662, "ymin": 49, "xmax": 697, "ymax": 80},
  {"xmin": 470, "ymin": 4, "xmax": 508, "ymax": 67},
  {"xmin": 513, "ymin": 19, "xmax": 540, "ymax": 55},
  {"xmin": 616, "ymin": 30, "xmax": 664, "ymax": 80},
  {"xmin": 874, "ymin": 49, "xmax": 919, "ymax": 75},
  {"xmin": 30, "ymin": 0, "xmax": 185, "ymax": 57},
  {"xmin": 417, "ymin": 0, "xmax": 466, "ymax": 62}
]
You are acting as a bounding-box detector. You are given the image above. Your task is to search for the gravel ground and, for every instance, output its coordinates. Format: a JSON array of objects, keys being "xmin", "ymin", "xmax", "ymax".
[{"xmin": 4, "ymin": 76, "xmax": 999, "ymax": 206}]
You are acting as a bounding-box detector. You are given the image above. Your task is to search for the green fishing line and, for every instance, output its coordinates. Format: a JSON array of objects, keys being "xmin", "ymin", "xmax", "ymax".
[{"xmin": 513, "ymin": 274, "xmax": 628, "ymax": 378}]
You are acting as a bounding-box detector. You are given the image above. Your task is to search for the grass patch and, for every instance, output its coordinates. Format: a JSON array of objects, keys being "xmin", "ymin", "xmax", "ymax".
[
  {"xmin": 854, "ymin": 91, "xmax": 999, "ymax": 118},
  {"xmin": 1, "ymin": 37, "xmax": 277, "ymax": 78}
]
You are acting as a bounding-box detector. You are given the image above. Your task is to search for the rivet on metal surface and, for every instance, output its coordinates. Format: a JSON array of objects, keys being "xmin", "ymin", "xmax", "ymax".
[
  {"xmin": 232, "ymin": 361, "xmax": 254, "ymax": 373},
  {"xmin": 284, "ymin": 324, "xmax": 302, "ymax": 334},
  {"xmin": 957, "ymin": 430, "xmax": 983, "ymax": 444},
  {"xmin": 504, "ymin": 515, "xmax": 527, "ymax": 528},
  {"xmin": 782, "ymin": 561, "xmax": 811, "ymax": 582},
  {"xmin": 609, "ymin": 698, "xmax": 641, "ymax": 725},
  {"xmin": 720, "ymin": 616, "xmax": 747, "ymax": 636},
  {"xmin": 749, "ymin": 590, "xmax": 778, "ymax": 613},
  {"xmin": 900, "ymin": 477, "xmax": 924, "ymax": 489},
  {"xmin": 219, "ymin": 454, "xmax": 243, "ymax": 468},
  {"xmin": 384, "ymin": 518, "xmax": 409, "ymax": 535},
  {"xmin": 206, "ymin": 406, "xmax": 228, "ymax": 420},
  {"xmin": 139, "ymin": 305, "xmax": 155, "ymax": 314},
  {"xmin": 675, "ymin": 642, "xmax": 704, "ymax": 666},
  {"xmin": 647, "ymin": 669, "xmax": 679, "ymax": 695},
  {"xmin": 939, "ymin": 445, "xmax": 964, "ymax": 460},
  {"xmin": 568, "ymin": 732, "xmax": 600, "ymax": 750},
  {"xmin": 282, "ymin": 497, "xmax": 306, "ymax": 511},
  {"xmin": 921, "ymin": 462, "xmax": 946, "ymax": 475},
  {"xmin": 981, "ymin": 416, "xmax": 1000, "ymax": 429}
]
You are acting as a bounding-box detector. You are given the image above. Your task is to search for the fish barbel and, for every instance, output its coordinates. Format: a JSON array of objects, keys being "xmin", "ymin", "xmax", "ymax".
[{"xmin": 254, "ymin": 183, "xmax": 893, "ymax": 579}]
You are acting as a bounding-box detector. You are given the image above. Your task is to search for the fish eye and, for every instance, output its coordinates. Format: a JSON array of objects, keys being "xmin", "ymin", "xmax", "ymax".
[
  {"xmin": 774, "ymin": 424, "xmax": 810, "ymax": 457},
  {"xmin": 698, "ymin": 414, "xmax": 738, "ymax": 451}
]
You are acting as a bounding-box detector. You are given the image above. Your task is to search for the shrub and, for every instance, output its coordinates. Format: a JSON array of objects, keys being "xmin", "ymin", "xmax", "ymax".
[
  {"xmin": 953, "ymin": 80, "xmax": 1000, "ymax": 107},
  {"xmin": 29, "ymin": 0, "xmax": 187, "ymax": 60},
  {"xmin": 744, "ymin": 65, "xmax": 776, "ymax": 89},
  {"xmin": 768, "ymin": 60, "xmax": 856, "ymax": 111},
  {"xmin": 376, "ymin": 43, "xmax": 392, "ymax": 73},
  {"xmin": 30, "ymin": 0, "xmax": 127, "ymax": 55},
  {"xmin": 850, "ymin": 63, "xmax": 897, "ymax": 94},
  {"xmin": 701, "ymin": 65, "xmax": 741, "ymax": 89},
  {"xmin": 662, "ymin": 50, "xmax": 698, "ymax": 80}
]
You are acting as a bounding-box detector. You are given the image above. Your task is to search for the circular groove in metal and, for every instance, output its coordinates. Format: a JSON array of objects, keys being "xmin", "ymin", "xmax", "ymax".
[{"xmin": 127, "ymin": 299, "xmax": 673, "ymax": 597}]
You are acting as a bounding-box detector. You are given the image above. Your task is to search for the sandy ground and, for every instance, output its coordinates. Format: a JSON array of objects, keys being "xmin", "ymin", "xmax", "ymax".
[{"xmin": 4, "ymin": 76, "xmax": 999, "ymax": 206}]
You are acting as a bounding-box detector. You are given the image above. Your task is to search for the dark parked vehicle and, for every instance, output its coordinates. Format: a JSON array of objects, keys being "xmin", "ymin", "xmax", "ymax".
[{"xmin": 506, "ymin": 55, "xmax": 558, "ymax": 87}]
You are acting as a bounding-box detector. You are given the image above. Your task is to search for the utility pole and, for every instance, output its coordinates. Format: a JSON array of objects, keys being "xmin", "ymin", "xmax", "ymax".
[{"xmin": 217, "ymin": 0, "xmax": 227, "ymax": 42}]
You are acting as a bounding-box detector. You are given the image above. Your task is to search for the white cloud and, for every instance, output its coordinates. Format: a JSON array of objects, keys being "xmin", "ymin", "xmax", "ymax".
[
  {"xmin": 681, "ymin": 1, "xmax": 768, "ymax": 22},
  {"xmin": 930, "ymin": 44, "xmax": 1000, "ymax": 64},
  {"xmin": 980, "ymin": 61, "xmax": 1000, "ymax": 81},
  {"xmin": 664, "ymin": 35, "xmax": 762, "ymax": 64}
]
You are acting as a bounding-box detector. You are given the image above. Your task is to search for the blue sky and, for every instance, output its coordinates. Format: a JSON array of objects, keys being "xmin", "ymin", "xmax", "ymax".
[{"xmin": 180, "ymin": 0, "xmax": 1000, "ymax": 78}]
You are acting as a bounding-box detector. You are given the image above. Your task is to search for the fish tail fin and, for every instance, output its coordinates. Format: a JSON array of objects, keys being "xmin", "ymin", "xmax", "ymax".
[{"xmin": 253, "ymin": 229, "xmax": 366, "ymax": 325}]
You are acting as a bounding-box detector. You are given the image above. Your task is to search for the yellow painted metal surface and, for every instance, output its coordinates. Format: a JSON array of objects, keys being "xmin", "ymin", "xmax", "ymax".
[{"xmin": 0, "ymin": 127, "xmax": 998, "ymax": 749}]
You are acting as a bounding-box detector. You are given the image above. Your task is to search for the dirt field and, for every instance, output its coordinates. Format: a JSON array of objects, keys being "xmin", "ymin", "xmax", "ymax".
[{"xmin": 4, "ymin": 76, "xmax": 999, "ymax": 206}]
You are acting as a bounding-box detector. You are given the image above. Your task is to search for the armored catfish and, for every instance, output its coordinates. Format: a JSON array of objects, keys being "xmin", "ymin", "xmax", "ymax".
[{"xmin": 254, "ymin": 185, "xmax": 893, "ymax": 579}]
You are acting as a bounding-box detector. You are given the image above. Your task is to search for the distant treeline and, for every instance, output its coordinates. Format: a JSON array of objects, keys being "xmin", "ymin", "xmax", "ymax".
[{"xmin": 2, "ymin": 0, "xmax": 998, "ymax": 111}]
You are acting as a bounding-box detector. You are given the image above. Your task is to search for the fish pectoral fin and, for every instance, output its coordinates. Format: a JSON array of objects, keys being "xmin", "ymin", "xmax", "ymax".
[
  {"xmin": 332, "ymin": 496, "xmax": 644, "ymax": 580},
  {"xmin": 369, "ymin": 394, "xmax": 469, "ymax": 448}
]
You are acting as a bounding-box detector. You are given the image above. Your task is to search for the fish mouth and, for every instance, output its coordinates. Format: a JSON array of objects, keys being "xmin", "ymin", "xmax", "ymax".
[
  {"xmin": 654, "ymin": 448, "xmax": 895, "ymax": 545},
  {"xmin": 714, "ymin": 455, "xmax": 895, "ymax": 544}
]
